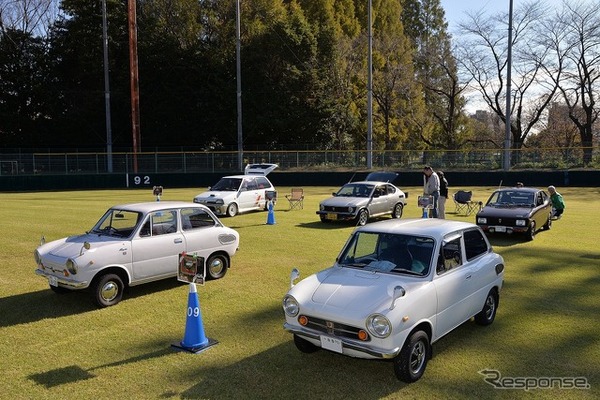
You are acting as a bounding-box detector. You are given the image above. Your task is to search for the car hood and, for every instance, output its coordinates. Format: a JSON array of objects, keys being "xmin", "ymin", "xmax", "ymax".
[
  {"xmin": 194, "ymin": 191, "xmax": 236, "ymax": 201},
  {"xmin": 292, "ymin": 266, "xmax": 425, "ymax": 316},
  {"xmin": 478, "ymin": 205, "xmax": 534, "ymax": 218},
  {"xmin": 40, "ymin": 233, "xmax": 128, "ymax": 258},
  {"xmin": 320, "ymin": 196, "xmax": 368, "ymax": 208}
]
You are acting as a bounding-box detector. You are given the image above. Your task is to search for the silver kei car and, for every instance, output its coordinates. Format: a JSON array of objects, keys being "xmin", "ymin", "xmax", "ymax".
[
  {"xmin": 34, "ymin": 202, "xmax": 239, "ymax": 307},
  {"xmin": 316, "ymin": 172, "xmax": 408, "ymax": 226},
  {"xmin": 282, "ymin": 218, "xmax": 505, "ymax": 383}
]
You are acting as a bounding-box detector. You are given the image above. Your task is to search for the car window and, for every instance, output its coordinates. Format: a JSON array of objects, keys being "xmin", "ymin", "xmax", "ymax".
[
  {"xmin": 139, "ymin": 210, "xmax": 177, "ymax": 237},
  {"xmin": 181, "ymin": 208, "xmax": 216, "ymax": 230},
  {"xmin": 437, "ymin": 235, "xmax": 463, "ymax": 274},
  {"xmin": 386, "ymin": 184, "xmax": 396, "ymax": 195},
  {"xmin": 256, "ymin": 177, "xmax": 271, "ymax": 189},
  {"xmin": 211, "ymin": 177, "xmax": 242, "ymax": 191},
  {"xmin": 245, "ymin": 178, "xmax": 258, "ymax": 190},
  {"xmin": 464, "ymin": 229, "xmax": 489, "ymax": 261},
  {"xmin": 92, "ymin": 209, "xmax": 141, "ymax": 238}
]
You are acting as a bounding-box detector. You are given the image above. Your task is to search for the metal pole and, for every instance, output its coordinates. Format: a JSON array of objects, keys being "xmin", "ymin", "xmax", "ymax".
[
  {"xmin": 102, "ymin": 0, "xmax": 113, "ymax": 173},
  {"xmin": 503, "ymin": 0, "xmax": 513, "ymax": 171},
  {"xmin": 128, "ymin": 0, "xmax": 141, "ymax": 173},
  {"xmin": 236, "ymin": 0, "xmax": 243, "ymax": 172},
  {"xmin": 367, "ymin": 0, "xmax": 373, "ymax": 169}
]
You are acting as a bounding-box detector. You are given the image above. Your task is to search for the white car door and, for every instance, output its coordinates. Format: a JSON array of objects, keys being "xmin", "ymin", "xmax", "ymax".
[
  {"xmin": 131, "ymin": 210, "xmax": 185, "ymax": 281},
  {"xmin": 237, "ymin": 177, "xmax": 261, "ymax": 212}
]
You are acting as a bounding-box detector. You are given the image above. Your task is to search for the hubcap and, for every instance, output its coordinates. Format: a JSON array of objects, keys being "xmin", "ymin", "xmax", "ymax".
[
  {"xmin": 209, "ymin": 258, "xmax": 224, "ymax": 276},
  {"xmin": 485, "ymin": 295, "xmax": 496, "ymax": 319},
  {"xmin": 410, "ymin": 341, "xmax": 426, "ymax": 374},
  {"xmin": 101, "ymin": 281, "xmax": 118, "ymax": 302}
]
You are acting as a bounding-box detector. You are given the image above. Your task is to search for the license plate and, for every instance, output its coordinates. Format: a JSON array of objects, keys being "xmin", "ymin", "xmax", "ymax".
[
  {"xmin": 495, "ymin": 226, "xmax": 507, "ymax": 233},
  {"xmin": 48, "ymin": 275, "xmax": 58, "ymax": 287},
  {"xmin": 320, "ymin": 335, "xmax": 343, "ymax": 353},
  {"xmin": 327, "ymin": 213, "xmax": 338, "ymax": 220}
]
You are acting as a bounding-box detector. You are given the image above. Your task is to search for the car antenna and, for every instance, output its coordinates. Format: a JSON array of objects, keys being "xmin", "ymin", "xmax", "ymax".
[
  {"xmin": 347, "ymin": 173, "xmax": 356, "ymax": 183},
  {"xmin": 498, "ymin": 180, "xmax": 503, "ymax": 188}
]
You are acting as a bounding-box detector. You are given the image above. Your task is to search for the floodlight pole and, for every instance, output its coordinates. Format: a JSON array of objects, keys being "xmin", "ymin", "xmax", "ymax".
[
  {"xmin": 236, "ymin": 0, "xmax": 243, "ymax": 172},
  {"xmin": 102, "ymin": 0, "xmax": 113, "ymax": 173},
  {"xmin": 128, "ymin": 0, "xmax": 141, "ymax": 173},
  {"xmin": 366, "ymin": 0, "xmax": 373, "ymax": 170},
  {"xmin": 503, "ymin": 0, "xmax": 513, "ymax": 171}
]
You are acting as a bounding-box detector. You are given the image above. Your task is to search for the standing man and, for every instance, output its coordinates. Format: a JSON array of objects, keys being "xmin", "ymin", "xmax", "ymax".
[
  {"xmin": 423, "ymin": 166, "xmax": 440, "ymax": 218},
  {"xmin": 437, "ymin": 171, "xmax": 448, "ymax": 219},
  {"xmin": 547, "ymin": 185, "xmax": 565, "ymax": 219}
]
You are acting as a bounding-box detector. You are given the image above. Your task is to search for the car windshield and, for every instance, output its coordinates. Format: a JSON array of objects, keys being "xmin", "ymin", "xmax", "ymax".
[
  {"xmin": 487, "ymin": 190, "xmax": 535, "ymax": 207},
  {"xmin": 90, "ymin": 209, "xmax": 142, "ymax": 238},
  {"xmin": 338, "ymin": 232, "xmax": 434, "ymax": 276},
  {"xmin": 336, "ymin": 183, "xmax": 374, "ymax": 198},
  {"xmin": 211, "ymin": 177, "xmax": 242, "ymax": 191}
]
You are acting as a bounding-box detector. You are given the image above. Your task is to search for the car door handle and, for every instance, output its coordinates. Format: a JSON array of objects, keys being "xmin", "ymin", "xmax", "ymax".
[
  {"xmin": 466, "ymin": 274, "xmax": 472, "ymax": 280},
  {"xmin": 174, "ymin": 238, "xmax": 183, "ymax": 244}
]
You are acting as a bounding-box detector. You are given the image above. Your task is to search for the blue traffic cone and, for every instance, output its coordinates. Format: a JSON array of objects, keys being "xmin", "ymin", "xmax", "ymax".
[
  {"xmin": 171, "ymin": 283, "xmax": 218, "ymax": 354},
  {"xmin": 266, "ymin": 201, "xmax": 276, "ymax": 225}
]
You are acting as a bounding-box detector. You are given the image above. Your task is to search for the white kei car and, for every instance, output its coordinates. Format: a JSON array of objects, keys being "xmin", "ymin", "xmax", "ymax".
[
  {"xmin": 282, "ymin": 218, "xmax": 505, "ymax": 382},
  {"xmin": 34, "ymin": 202, "xmax": 239, "ymax": 307},
  {"xmin": 193, "ymin": 163, "xmax": 277, "ymax": 217}
]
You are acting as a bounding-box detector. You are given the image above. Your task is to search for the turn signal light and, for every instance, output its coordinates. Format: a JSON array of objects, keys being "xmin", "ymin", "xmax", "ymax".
[
  {"xmin": 358, "ymin": 330, "xmax": 368, "ymax": 341},
  {"xmin": 298, "ymin": 315, "xmax": 308, "ymax": 326}
]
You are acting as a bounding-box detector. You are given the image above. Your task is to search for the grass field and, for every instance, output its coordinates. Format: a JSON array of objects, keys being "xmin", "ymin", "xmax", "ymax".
[{"xmin": 1, "ymin": 186, "xmax": 598, "ymax": 399}]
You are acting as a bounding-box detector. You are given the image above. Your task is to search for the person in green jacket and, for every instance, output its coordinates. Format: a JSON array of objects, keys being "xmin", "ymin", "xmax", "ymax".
[{"xmin": 548, "ymin": 185, "xmax": 565, "ymax": 219}]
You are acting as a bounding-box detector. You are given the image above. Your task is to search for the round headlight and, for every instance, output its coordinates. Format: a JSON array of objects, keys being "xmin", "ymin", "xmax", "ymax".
[
  {"xmin": 66, "ymin": 258, "xmax": 78, "ymax": 274},
  {"xmin": 215, "ymin": 199, "xmax": 224, "ymax": 205},
  {"xmin": 366, "ymin": 314, "xmax": 392, "ymax": 338},
  {"xmin": 348, "ymin": 206, "xmax": 354, "ymax": 213},
  {"xmin": 283, "ymin": 295, "xmax": 299, "ymax": 317},
  {"xmin": 320, "ymin": 204, "xmax": 325, "ymax": 211},
  {"xmin": 34, "ymin": 250, "xmax": 42, "ymax": 265}
]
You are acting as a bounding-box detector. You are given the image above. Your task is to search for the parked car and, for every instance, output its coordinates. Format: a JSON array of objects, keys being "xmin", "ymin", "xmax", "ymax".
[
  {"xmin": 282, "ymin": 218, "xmax": 504, "ymax": 382},
  {"xmin": 193, "ymin": 163, "xmax": 278, "ymax": 217},
  {"xmin": 34, "ymin": 202, "xmax": 239, "ymax": 307},
  {"xmin": 316, "ymin": 172, "xmax": 408, "ymax": 226},
  {"xmin": 476, "ymin": 187, "xmax": 552, "ymax": 240}
]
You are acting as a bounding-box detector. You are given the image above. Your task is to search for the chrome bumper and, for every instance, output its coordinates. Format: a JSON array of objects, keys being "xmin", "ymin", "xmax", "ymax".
[{"xmin": 35, "ymin": 269, "xmax": 89, "ymax": 289}]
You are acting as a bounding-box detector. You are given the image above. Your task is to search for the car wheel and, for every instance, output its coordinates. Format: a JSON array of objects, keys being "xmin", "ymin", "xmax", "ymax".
[
  {"xmin": 50, "ymin": 285, "xmax": 70, "ymax": 294},
  {"xmin": 293, "ymin": 334, "xmax": 320, "ymax": 353},
  {"xmin": 319, "ymin": 215, "xmax": 330, "ymax": 223},
  {"xmin": 92, "ymin": 273, "xmax": 124, "ymax": 308},
  {"xmin": 206, "ymin": 254, "xmax": 228, "ymax": 280},
  {"xmin": 474, "ymin": 289, "xmax": 498, "ymax": 326},
  {"xmin": 526, "ymin": 221, "xmax": 536, "ymax": 241},
  {"xmin": 393, "ymin": 330, "xmax": 430, "ymax": 383},
  {"xmin": 356, "ymin": 209, "xmax": 369, "ymax": 226},
  {"xmin": 543, "ymin": 214, "xmax": 552, "ymax": 230},
  {"xmin": 392, "ymin": 203, "xmax": 404, "ymax": 219},
  {"xmin": 226, "ymin": 203, "xmax": 238, "ymax": 217}
]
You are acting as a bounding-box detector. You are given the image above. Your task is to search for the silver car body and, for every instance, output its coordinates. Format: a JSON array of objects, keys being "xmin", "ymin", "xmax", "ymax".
[{"xmin": 193, "ymin": 163, "xmax": 278, "ymax": 217}]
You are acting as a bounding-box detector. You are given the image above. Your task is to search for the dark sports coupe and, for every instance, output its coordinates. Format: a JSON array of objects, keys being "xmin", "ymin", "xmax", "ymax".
[{"xmin": 476, "ymin": 187, "xmax": 552, "ymax": 240}]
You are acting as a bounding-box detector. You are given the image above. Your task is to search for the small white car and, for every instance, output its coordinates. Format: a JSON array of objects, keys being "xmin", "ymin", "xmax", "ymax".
[
  {"xmin": 316, "ymin": 172, "xmax": 407, "ymax": 226},
  {"xmin": 34, "ymin": 202, "xmax": 239, "ymax": 307},
  {"xmin": 282, "ymin": 218, "xmax": 504, "ymax": 382},
  {"xmin": 193, "ymin": 163, "xmax": 278, "ymax": 217}
]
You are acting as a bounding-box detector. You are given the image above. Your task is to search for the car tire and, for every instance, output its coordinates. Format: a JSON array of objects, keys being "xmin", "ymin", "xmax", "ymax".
[
  {"xmin": 526, "ymin": 221, "xmax": 536, "ymax": 241},
  {"xmin": 92, "ymin": 273, "xmax": 124, "ymax": 308},
  {"xmin": 543, "ymin": 214, "xmax": 552, "ymax": 230},
  {"xmin": 392, "ymin": 203, "xmax": 404, "ymax": 219},
  {"xmin": 393, "ymin": 330, "xmax": 430, "ymax": 383},
  {"xmin": 293, "ymin": 334, "xmax": 320, "ymax": 353},
  {"xmin": 226, "ymin": 203, "xmax": 238, "ymax": 217},
  {"xmin": 474, "ymin": 288, "xmax": 498, "ymax": 326},
  {"xmin": 50, "ymin": 285, "xmax": 70, "ymax": 294},
  {"xmin": 356, "ymin": 209, "xmax": 369, "ymax": 226},
  {"xmin": 319, "ymin": 215, "xmax": 330, "ymax": 223},
  {"xmin": 206, "ymin": 253, "xmax": 228, "ymax": 280}
]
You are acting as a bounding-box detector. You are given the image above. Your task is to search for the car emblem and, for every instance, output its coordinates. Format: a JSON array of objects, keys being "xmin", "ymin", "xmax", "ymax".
[
  {"xmin": 499, "ymin": 218, "xmax": 502, "ymax": 223},
  {"xmin": 326, "ymin": 321, "xmax": 335, "ymax": 334}
]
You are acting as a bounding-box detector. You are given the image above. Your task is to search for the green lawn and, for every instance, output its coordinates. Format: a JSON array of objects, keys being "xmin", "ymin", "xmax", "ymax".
[{"xmin": 0, "ymin": 186, "xmax": 598, "ymax": 399}]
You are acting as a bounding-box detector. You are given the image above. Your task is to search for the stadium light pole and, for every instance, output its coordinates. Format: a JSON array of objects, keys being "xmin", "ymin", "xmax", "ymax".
[
  {"xmin": 128, "ymin": 0, "xmax": 141, "ymax": 173},
  {"xmin": 367, "ymin": 0, "xmax": 373, "ymax": 170},
  {"xmin": 236, "ymin": 0, "xmax": 243, "ymax": 172},
  {"xmin": 503, "ymin": 0, "xmax": 513, "ymax": 171},
  {"xmin": 102, "ymin": 0, "xmax": 113, "ymax": 173}
]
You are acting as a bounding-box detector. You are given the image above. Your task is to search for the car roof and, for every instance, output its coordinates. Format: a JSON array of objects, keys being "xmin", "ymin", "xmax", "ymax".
[
  {"xmin": 344, "ymin": 181, "xmax": 396, "ymax": 186},
  {"xmin": 365, "ymin": 171, "xmax": 398, "ymax": 183},
  {"xmin": 496, "ymin": 187, "xmax": 540, "ymax": 193},
  {"xmin": 110, "ymin": 201, "xmax": 209, "ymax": 213},
  {"xmin": 355, "ymin": 218, "xmax": 478, "ymax": 239}
]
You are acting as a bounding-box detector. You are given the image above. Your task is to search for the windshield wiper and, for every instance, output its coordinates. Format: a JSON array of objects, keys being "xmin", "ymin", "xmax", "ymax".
[{"xmin": 391, "ymin": 268, "xmax": 422, "ymax": 276}]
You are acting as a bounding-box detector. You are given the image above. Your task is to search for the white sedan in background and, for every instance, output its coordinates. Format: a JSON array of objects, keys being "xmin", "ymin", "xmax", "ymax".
[
  {"xmin": 283, "ymin": 218, "xmax": 504, "ymax": 382},
  {"xmin": 34, "ymin": 202, "xmax": 239, "ymax": 307}
]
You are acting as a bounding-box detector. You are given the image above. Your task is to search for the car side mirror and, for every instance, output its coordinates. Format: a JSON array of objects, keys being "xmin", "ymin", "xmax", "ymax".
[
  {"xmin": 332, "ymin": 192, "xmax": 337, "ymax": 196},
  {"xmin": 389, "ymin": 285, "xmax": 406, "ymax": 310},
  {"xmin": 290, "ymin": 268, "xmax": 300, "ymax": 288}
]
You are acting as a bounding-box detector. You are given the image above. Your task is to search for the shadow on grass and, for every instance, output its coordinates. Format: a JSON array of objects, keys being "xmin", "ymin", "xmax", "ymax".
[{"xmin": 0, "ymin": 279, "xmax": 184, "ymax": 328}]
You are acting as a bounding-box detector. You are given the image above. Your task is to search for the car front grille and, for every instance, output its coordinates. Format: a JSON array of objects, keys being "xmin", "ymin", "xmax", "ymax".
[
  {"xmin": 322, "ymin": 206, "xmax": 352, "ymax": 213},
  {"xmin": 299, "ymin": 315, "xmax": 370, "ymax": 341},
  {"xmin": 487, "ymin": 217, "xmax": 518, "ymax": 226}
]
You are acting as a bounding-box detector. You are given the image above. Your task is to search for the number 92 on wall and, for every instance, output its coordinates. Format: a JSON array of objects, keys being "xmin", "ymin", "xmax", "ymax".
[{"xmin": 127, "ymin": 174, "xmax": 154, "ymax": 187}]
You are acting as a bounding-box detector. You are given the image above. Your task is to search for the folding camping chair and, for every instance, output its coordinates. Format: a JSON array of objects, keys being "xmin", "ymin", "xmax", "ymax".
[
  {"xmin": 453, "ymin": 190, "xmax": 480, "ymax": 215},
  {"xmin": 285, "ymin": 188, "xmax": 304, "ymax": 210}
]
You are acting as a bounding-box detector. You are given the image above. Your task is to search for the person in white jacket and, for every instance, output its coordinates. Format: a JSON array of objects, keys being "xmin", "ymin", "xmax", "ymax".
[{"xmin": 423, "ymin": 166, "xmax": 440, "ymax": 218}]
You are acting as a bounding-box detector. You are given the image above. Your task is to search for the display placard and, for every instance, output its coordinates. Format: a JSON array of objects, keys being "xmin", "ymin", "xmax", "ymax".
[
  {"xmin": 177, "ymin": 253, "xmax": 206, "ymax": 284},
  {"xmin": 418, "ymin": 195, "xmax": 434, "ymax": 209}
]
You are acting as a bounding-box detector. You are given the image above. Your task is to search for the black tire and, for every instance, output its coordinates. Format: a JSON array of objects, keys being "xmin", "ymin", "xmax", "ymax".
[
  {"xmin": 294, "ymin": 334, "xmax": 320, "ymax": 353},
  {"xmin": 206, "ymin": 253, "xmax": 229, "ymax": 280},
  {"xmin": 392, "ymin": 203, "xmax": 404, "ymax": 219},
  {"xmin": 319, "ymin": 215, "xmax": 330, "ymax": 223},
  {"xmin": 526, "ymin": 221, "xmax": 536, "ymax": 241},
  {"xmin": 543, "ymin": 214, "xmax": 552, "ymax": 230},
  {"xmin": 50, "ymin": 285, "xmax": 70, "ymax": 294},
  {"xmin": 226, "ymin": 203, "xmax": 238, "ymax": 217},
  {"xmin": 474, "ymin": 289, "xmax": 498, "ymax": 326},
  {"xmin": 92, "ymin": 273, "xmax": 124, "ymax": 308},
  {"xmin": 356, "ymin": 209, "xmax": 369, "ymax": 226},
  {"xmin": 393, "ymin": 330, "xmax": 430, "ymax": 383}
]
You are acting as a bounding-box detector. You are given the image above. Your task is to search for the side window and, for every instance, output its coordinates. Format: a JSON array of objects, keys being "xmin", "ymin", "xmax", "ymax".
[
  {"xmin": 140, "ymin": 210, "xmax": 177, "ymax": 237},
  {"xmin": 246, "ymin": 178, "xmax": 258, "ymax": 190},
  {"xmin": 386, "ymin": 184, "xmax": 396, "ymax": 195},
  {"xmin": 437, "ymin": 236, "xmax": 463, "ymax": 274},
  {"xmin": 256, "ymin": 177, "xmax": 270, "ymax": 189},
  {"xmin": 464, "ymin": 229, "xmax": 489, "ymax": 261},
  {"xmin": 181, "ymin": 208, "xmax": 216, "ymax": 230}
]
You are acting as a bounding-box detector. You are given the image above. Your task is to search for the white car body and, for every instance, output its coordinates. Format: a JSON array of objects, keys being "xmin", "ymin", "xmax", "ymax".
[
  {"xmin": 282, "ymin": 218, "xmax": 504, "ymax": 382},
  {"xmin": 34, "ymin": 201, "xmax": 239, "ymax": 307},
  {"xmin": 193, "ymin": 163, "xmax": 278, "ymax": 217}
]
